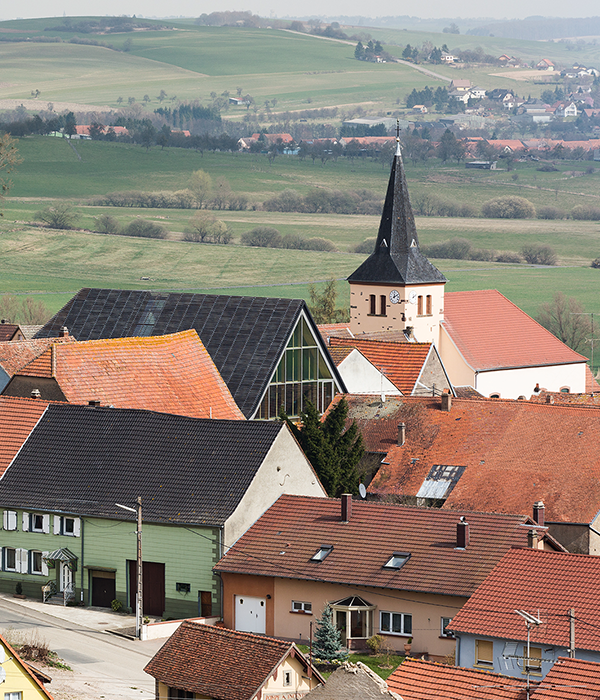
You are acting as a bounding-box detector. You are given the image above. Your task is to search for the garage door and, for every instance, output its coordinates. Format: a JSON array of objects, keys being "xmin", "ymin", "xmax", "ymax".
[{"xmin": 235, "ymin": 595, "xmax": 266, "ymax": 634}]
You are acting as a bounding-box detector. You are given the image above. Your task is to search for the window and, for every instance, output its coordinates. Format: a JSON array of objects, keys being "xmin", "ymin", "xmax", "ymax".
[
  {"xmin": 380, "ymin": 611, "xmax": 412, "ymax": 635},
  {"xmin": 283, "ymin": 671, "xmax": 292, "ymax": 687},
  {"xmin": 5, "ymin": 693, "xmax": 23, "ymax": 700},
  {"xmin": 380, "ymin": 295, "xmax": 387, "ymax": 316},
  {"xmin": 30, "ymin": 550, "xmax": 44, "ymax": 575},
  {"xmin": 426, "ymin": 295, "xmax": 432, "ymax": 315},
  {"xmin": 331, "ymin": 596, "xmax": 375, "ymax": 644},
  {"xmin": 475, "ymin": 639, "xmax": 494, "ymax": 667},
  {"xmin": 417, "ymin": 296, "xmax": 423, "ymax": 316},
  {"xmin": 525, "ymin": 646, "xmax": 542, "ymax": 674},
  {"xmin": 310, "ymin": 545, "xmax": 333, "ymax": 562},
  {"xmin": 370, "ymin": 295, "xmax": 376, "ymax": 315},
  {"xmin": 441, "ymin": 617, "xmax": 454, "ymax": 637},
  {"xmin": 383, "ymin": 552, "xmax": 410, "ymax": 570},
  {"xmin": 3, "ymin": 510, "xmax": 17, "ymax": 531},
  {"xmin": 292, "ymin": 601, "xmax": 312, "ymax": 613},
  {"xmin": 168, "ymin": 689, "xmax": 193, "ymax": 700},
  {"xmin": 25, "ymin": 512, "xmax": 49, "ymax": 534},
  {"xmin": 58, "ymin": 516, "xmax": 80, "ymax": 537},
  {"xmin": 3, "ymin": 547, "xmax": 16, "ymax": 572},
  {"xmin": 560, "ymin": 386, "xmax": 570, "ymax": 393},
  {"xmin": 489, "ymin": 393, "xmax": 500, "ymax": 399}
]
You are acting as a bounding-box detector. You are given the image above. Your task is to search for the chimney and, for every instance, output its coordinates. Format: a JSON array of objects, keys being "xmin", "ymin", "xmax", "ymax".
[
  {"xmin": 456, "ymin": 516, "xmax": 469, "ymax": 548},
  {"xmin": 533, "ymin": 501, "xmax": 545, "ymax": 527},
  {"xmin": 528, "ymin": 529, "xmax": 539, "ymax": 549},
  {"xmin": 397, "ymin": 423, "xmax": 406, "ymax": 446},
  {"xmin": 545, "ymin": 395, "xmax": 554, "ymax": 404},
  {"xmin": 441, "ymin": 391, "xmax": 452, "ymax": 412},
  {"xmin": 31, "ymin": 389, "xmax": 41, "ymax": 399},
  {"xmin": 59, "ymin": 326, "xmax": 69, "ymax": 338},
  {"xmin": 88, "ymin": 399, "xmax": 101, "ymax": 407},
  {"xmin": 341, "ymin": 494, "xmax": 352, "ymax": 522}
]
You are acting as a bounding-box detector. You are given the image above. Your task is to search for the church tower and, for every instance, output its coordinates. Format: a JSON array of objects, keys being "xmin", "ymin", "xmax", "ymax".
[{"xmin": 347, "ymin": 132, "xmax": 447, "ymax": 344}]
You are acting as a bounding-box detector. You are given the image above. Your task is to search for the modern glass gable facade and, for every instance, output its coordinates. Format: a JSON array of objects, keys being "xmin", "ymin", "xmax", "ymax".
[{"xmin": 256, "ymin": 317, "xmax": 340, "ymax": 419}]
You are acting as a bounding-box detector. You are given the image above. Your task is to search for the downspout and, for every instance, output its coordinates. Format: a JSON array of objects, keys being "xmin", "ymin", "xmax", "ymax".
[
  {"xmin": 455, "ymin": 634, "xmax": 460, "ymax": 666},
  {"xmin": 80, "ymin": 517, "xmax": 85, "ymax": 603}
]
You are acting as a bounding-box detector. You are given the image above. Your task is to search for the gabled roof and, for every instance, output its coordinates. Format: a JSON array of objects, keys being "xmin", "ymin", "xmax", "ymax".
[
  {"xmin": 214, "ymin": 494, "xmax": 549, "ymax": 598},
  {"xmin": 348, "ymin": 141, "xmax": 447, "ymax": 286},
  {"xmin": 144, "ymin": 621, "xmax": 323, "ymax": 700},
  {"xmin": 443, "ymin": 290, "xmax": 587, "ymax": 371},
  {"xmin": 0, "ymin": 403, "xmax": 286, "ymax": 525},
  {"xmin": 532, "ymin": 658, "xmax": 600, "ymax": 699},
  {"xmin": 0, "ymin": 396, "xmax": 49, "ymax": 477},
  {"xmin": 307, "ymin": 662, "xmax": 399, "ymax": 700},
  {"xmin": 387, "ymin": 658, "xmax": 528, "ymax": 700},
  {"xmin": 10, "ymin": 331, "xmax": 243, "ymax": 420},
  {"xmin": 0, "ymin": 323, "xmax": 20, "ymax": 341},
  {"xmin": 0, "ymin": 337, "xmax": 75, "ymax": 378},
  {"xmin": 35, "ymin": 289, "xmax": 338, "ymax": 418},
  {"xmin": 0, "ymin": 633, "xmax": 54, "ymax": 700},
  {"xmin": 333, "ymin": 394, "xmax": 600, "ymax": 525},
  {"xmin": 449, "ymin": 548, "xmax": 600, "ymax": 652},
  {"xmin": 329, "ymin": 337, "xmax": 432, "ymax": 394}
]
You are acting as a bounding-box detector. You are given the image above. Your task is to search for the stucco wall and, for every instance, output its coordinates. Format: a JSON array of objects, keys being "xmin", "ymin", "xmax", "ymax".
[
  {"xmin": 337, "ymin": 351, "xmax": 401, "ymax": 395},
  {"xmin": 475, "ymin": 363, "xmax": 586, "ymax": 400},
  {"xmin": 438, "ymin": 326, "xmax": 475, "ymax": 388},
  {"xmin": 224, "ymin": 427, "xmax": 327, "ymax": 549},
  {"xmin": 0, "ymin": 638, "xmax": 50, "ymax": 699}
]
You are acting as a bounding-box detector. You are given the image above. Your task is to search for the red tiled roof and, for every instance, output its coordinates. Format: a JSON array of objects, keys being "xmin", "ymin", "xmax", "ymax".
[
  {"xmin": 0, "ymin": 396, "xmax": 49, "ymax": 477},
  {"xmin": 443, "ymin": 290, "xmax": 586, "ymax": 371},
  {"xmin": 486, "ymin": 140, "xmax": 527, "ymax": 151},
  {"xmin": 329, "ymin": 337, "xmax": 431, "ymax": 394},
  {"xmin": 387, "ymin": 658, "xmax": 528, "ymax": 699},
  {"xmin": 327, "ymin": 346, "xmax": 354, "ymax": 365},
  {"xmin": 14, "ymin": 331, "xmax": 244, "ymax": 420},
  {"xmin": 0, "ymin": 323, "xmax": 20, "ymax": 341},
  {"xmin": 0, "ymin": 634, "xmax": 54, "ymax": 700},
  {"xmin": 144, "ymin": 621, "xmax": 322, "ymax": 700},
  {"xmin": 532, "ymin": 658, "xmax": 600, "ymax": 699},
  {"xmin": 449, "ymin": 548, "xmax": 600, "ymax": 652},
  {"xmin": 0, "ymin": 337, "xmax": 74, "ymax": 377},
  {"xmin": 215, "ymin": 494, "xmax": 548, "ymax": 599},
  {"xmin": 317, "ymin": 323, "xmax": 354, "ymax": 343}
]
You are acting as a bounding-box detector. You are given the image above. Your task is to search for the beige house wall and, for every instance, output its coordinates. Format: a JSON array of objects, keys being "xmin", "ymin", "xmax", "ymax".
[
  {"xmin": 438, "ymin": 325, "xmax": 476, "ymax": 388},
  {"xmin": 350, "ymin": 282, "xmax": 445, "ymax": 344},
  {"xmin": 0, "ymin": 638, "xmax": 50, "ymax": 700}
]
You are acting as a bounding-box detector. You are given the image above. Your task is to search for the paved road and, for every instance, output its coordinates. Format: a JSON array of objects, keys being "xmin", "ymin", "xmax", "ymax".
[{"xmin": 0, "ymin": 597, "xmax": 165, "ymax": 699}]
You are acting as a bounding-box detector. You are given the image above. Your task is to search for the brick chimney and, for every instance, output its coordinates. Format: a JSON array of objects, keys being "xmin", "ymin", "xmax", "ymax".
[
  {"xmin": 456, "ymin": 516, "xmax": 469, "ymax": 548},
  {"xmin": 59, "ymin": 326, "xmax": 69, "ymax": 338},
  {"xmin": 31, "ymin": 389, "xmax": 41, "ymax": 399},
  {"xmin": 341, "ymin": 494, "xmax": 352, "ymax": 522},
  {"xmin": 397, "ymin": 423, "xmax": 406, "ymax": 446},
  {"xmin": 441, "ymin": 391, "xmax": 452, "ymax": 412},
  {"xmin": 533, "ymin": 501, "xmax": 545, "ymax": 527},
  {"xmin": 528, "ymin": 529, "xmax": 539, "ymax": 549},
  {"xmin": 88, "ymin": 400, "xmax": 101, "ymax": 407}
]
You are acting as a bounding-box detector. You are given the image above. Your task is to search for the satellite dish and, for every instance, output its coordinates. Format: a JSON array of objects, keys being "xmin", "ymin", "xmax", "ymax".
[
  {"xmin": 359, "ymin": 483, "xmax": 367, "ymax": 499},
  {"xmin": 0, "ymin": 666, "xmax": 6, "ymax": 684}
]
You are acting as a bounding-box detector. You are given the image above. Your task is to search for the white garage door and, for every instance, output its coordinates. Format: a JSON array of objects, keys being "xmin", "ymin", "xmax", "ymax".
[{"xmin": 235, "ymin": 595, "xmax": 266, "ymax": 634}]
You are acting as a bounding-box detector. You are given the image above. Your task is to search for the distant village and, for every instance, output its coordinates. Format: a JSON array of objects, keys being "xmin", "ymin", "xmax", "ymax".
[{"xmin": 2, "ymin": 134, "xmax": 600, "ymax": 699}]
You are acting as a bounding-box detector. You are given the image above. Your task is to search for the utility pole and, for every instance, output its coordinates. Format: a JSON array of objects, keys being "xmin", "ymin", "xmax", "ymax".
[{"xmin": 116, "ymin": 499, "xmax": 143, "ymax": 639}]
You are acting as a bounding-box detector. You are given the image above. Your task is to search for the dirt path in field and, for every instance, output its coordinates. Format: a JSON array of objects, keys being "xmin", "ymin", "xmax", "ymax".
[{"xmin": 0, "ymin": 98, "xmax": 114, "ymax": 112}]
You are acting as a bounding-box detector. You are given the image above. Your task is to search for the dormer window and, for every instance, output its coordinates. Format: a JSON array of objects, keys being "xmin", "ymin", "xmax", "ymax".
[
  {"xmin": 384, "ymin": 552, "xmax": 410, "ymax": 570},
  {"xmin": 311, "ymin": 545, "xmax": 333, "ymax": 562}
]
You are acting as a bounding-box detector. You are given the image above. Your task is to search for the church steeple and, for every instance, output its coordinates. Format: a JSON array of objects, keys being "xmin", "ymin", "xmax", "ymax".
[{"xmin": 348, "ymin": 129, "xmax": 446, "ymax": 286}]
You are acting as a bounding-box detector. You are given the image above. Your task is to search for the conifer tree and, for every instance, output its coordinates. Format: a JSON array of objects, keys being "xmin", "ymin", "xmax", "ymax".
[{"xmin": 313, "ymin": 604, "xmax": 348, "ymax": 661}]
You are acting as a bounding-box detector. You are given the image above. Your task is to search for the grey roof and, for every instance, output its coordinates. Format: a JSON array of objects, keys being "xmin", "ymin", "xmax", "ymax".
[
  {"xmin": 0, "ymin": 403, "xmax": 284, "ymax": 525},
  {"xmin": 306, "ymin": 663, "xmax": 401, "ymax": 700},
  {"xmin": 347, "ymin": 144, "xmax": 447, "ymax": 286},
  {"xmin": 35, "ymin": 289, "xmax": 339, "ymax": 418}
]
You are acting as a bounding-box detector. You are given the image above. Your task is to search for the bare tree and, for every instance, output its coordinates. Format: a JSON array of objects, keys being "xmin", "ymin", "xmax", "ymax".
[
  {"xmin": 0, "ymin": 134, "xmax": 21, "ymax": 215},
  {"xmin": 536, "ymin": 292, "xmax": 591, "ymax": 353}
]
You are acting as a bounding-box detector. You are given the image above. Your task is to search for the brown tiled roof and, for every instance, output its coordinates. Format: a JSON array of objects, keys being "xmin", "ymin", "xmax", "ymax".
[
  {"xmin": 449, "ymin": 548, "xmax": 600, "ymax": 651},
  {"xmin": 327, "ymin": 346, "xmax": 354, "ymax": 365},
  {"xmin": 358, "ymin": 394, "xmax": 600, "ymax": 524},
  {"xmin": 532, "ymin": 658, "xmax": 600, "ymax": 699},
  {"xmin": 214, "ymin": 494, "xmax": 548, "ymax": 598},
  {"xmin": 329, "ymin": 337, "xmax": 431, "ymax": 394},
  {"xmin": 0, "ymin": 396, "xmax": 49, "ymax": 477},
  {"xmin": 443, "ymin": 290, "xmax": 586, "ymax": 371},
  {"xmin": 0, "ymin": 337, "xmax": 74, "ymax": 377},
  {"xmin": 14, "ymin": 331, "xmax": 243, "ymax": 420},
  {"xmin": 0, "ymin": 323, "xmax": 20, "ymax": 341},
  {"xmin": 307, "ymin": 662, "xmax": 399, "ymax": 700},
  {"xmin": 453, "ymin": 385, "xmax": 483, "ymax": 398},
  {"xmin": 19, "ymin": 325, "xmax": 43, "ymax": 340},
  {"xmin": 144, "ymin": 621, "xmax": 322, "ymax": 700},
  {"xmin": 387, "ymin": 658, "xmax": 528, "ymax": 699}
]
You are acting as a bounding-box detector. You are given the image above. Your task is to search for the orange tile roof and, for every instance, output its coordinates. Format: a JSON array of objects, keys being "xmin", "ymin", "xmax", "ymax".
[
  {"xmin": 327, "ymin": 346, "xmax": 354, "ymax": 365},
  {"xmin": 317, "ymin": 323, "xmax": 354, "ymax": 343},
  {"xmin": 215, "ymin": 494, "xmax": 551, "ymax": 598},
  {"xmin": 0, "ymin": 633, "xmax": 54, "ymax": 700},
  {"xmin": 0, "ymin": 337, "xmax": 75, "ymax": 377},
  {"xmin": 532, "ymin": 658, "xmax": 600, "ymax": 699},
  {"xmin": 329, "ymin": 337, "xmax": 431, "ymax": 394},
  {"xmin": 0, "ymin": 396, "xmax": 49, "ymax": 477},
  {"xmin": 15, "ymin": 331, "xmax": 244, "ymax": 420},
  {"xmin": 387, "ymin": 658, "xmax": 528, "ymax": 699},
  {"xmin": 486, "ymin": 139, "xmax": 526, "ymax": 151},
  {"xmin": 443, "ymin": 290, "xmax": 586, "ymax": 371},
  {"xmin": 449, "ymin": 548, "xmax": 600, "ymax": 652}
]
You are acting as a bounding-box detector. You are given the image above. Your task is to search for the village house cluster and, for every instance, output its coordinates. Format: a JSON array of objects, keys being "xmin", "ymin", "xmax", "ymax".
[{"xmin": 1, "ymin": 135, "xmax": 600, "ymax": 699}]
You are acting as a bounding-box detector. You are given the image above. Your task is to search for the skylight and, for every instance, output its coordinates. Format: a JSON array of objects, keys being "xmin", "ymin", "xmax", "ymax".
[
  {"xmin": 383, "ymin": 552, "xmax": 410, "ymax": 570},
  {"xmin": 310, "ymin": 545, "xmax": 333, "ymax": 562}
]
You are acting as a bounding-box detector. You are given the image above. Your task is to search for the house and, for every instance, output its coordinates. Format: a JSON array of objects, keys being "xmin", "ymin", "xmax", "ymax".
[
  {"xmin": 306, "ymin": 662, "xmax": 399, "ymax": 700},
  {"xmin": 536, "ymin": 59, "xmax": 555, "ymax": 71},
  {"xmin": 214, "ymin": 493, "xmax": 561, "ymax": 660},
  {"xmin": 2, "ymin": 330, "xmax": 244, "ymax": 420},
  {"xmin": 0, "ymin": 403, "xmax": 326, "ymax": 615},
  {"xmin": 449, "ymin": 90, "xmax": 470, "ymax": 104},
  {"xmin": 346, "ymin": 392, "xmax": 600, "ymax": 552},
  {"xmin": 251, "ymin": 133, "xmax": 294, "ymax": 145},
  {"xmin": 412, "ymin": 105, "xmax": 427, "ymax": 113},
  {"xmin": 34, "ymin": 291, "xmax": 345, "ymax": 419},
  {"xmin": 0, "ymin": 336, "xmax": 75, "ymax": 393},
  {"xmin": 468, "ymin": 87, "xmax": 486, "ymax": 100},
  {"xmin": 553, "ymin": 101, "xmax": 578, "ymax": 118},
  {"xmin": 441, "ymin": 53, "xmax": 456, "ymax": 63},
  {"xmin": 486, "ymin": 139, "xmax": 526, "ymax": 153},
  {"xmin": 0, "ymin": 321, "xmax": 24, "ymax": 342},
  {"xmin": 0, "ymin": 632, "xmax": 54, "ymax": 700},
  {"xmin": 144, "ymin": 621, "xmax": 324, "ymax": 700},
  {"xmin": 450, "ymin": 79, "xmax": 471, "ymax": 91},
  {"xmin": 326, "ymin": 345, "xmax": 402, "ymax": 396},
  {"xmin": 449, "ymin": 548, "xmax": 600, "ymax": 678}
]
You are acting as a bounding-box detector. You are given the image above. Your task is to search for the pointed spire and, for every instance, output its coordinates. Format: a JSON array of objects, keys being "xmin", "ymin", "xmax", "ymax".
[{"xmin": 348, "ymin": 124, "xmax": 446, "ymax": 286}]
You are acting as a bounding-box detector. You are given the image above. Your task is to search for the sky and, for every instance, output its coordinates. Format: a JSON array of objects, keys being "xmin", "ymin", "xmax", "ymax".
[{"xmin": 1, "ymin": 0, "xmax": 599, "ymax": 24}]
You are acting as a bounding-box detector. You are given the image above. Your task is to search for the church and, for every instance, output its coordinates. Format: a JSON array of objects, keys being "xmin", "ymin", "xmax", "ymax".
[{"xmin": 345, "ymin": 137, "xmax": 589, "ymax": 399}]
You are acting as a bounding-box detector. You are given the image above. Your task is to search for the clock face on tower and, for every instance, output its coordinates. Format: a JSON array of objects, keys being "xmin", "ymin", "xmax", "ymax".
[
  {"xmin": 408, "ymin": 291, "xmax": 418, "ymax": 304},
  {"xmin": 389, "ymin": 290, "xmax": 400, "ymax": 304}
]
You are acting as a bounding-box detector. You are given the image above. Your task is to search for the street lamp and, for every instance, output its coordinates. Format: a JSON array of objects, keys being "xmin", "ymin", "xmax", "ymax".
[{"xmin": 116, "ymin": 498, "xmax": 142, "ymax": 639}]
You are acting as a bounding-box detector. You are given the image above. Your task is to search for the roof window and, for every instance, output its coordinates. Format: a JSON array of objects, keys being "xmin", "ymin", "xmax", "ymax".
[
  {"xmin": 383, "ymin": 552, "xmax": 410, "ymax": 570},
  {"xmin": 310, "ymin": 545, "xmax": 333, "ymax": 562}
]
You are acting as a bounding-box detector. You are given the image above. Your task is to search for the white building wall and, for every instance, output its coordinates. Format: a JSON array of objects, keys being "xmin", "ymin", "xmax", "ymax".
[
  {"xmin": 337, "ymin": 351, "xmax": 401, "ymax": 395},
  {"xmin": 475, "ymin": 363, "xmax": 586, "ymax": 399}
]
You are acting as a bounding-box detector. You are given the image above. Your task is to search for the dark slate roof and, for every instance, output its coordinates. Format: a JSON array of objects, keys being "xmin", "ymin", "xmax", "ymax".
[
  {"xmin": 0, "ymin": 403, "xmax": 284, "ymax": 525},
  {"xmin": 348, "ymin": 143, "xmax": 447, "ymax": 285},
  {"xmin": 35, "ymin": 289, "xmax": 322, "ymax": 418}
]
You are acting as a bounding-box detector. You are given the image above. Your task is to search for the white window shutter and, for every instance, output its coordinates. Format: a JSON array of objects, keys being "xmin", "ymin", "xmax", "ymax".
[
  {"xmin": 22, "ymin": 513, "xmax": 29, "ymax": 532},
  {"xmin": 8, "ymin": 511, "xmax": 16, "ymax": 531},
  {"xmin": 41, "ymin": 552, "xmax": 49, "ymax": 577},
  {"xmin": 42, "ymin": 515, "xmax": 50, "ymax": 534},
  {"xmin": 16, "ymin": 548, "xmax": 27, "ymax": 573},
  {"xmin": 73, "ymin": 518, "xmax": 81, "ymax": 537},
  {"xmin": 2, "ymin": 511, "xmax": 7, "ymax": 530},
  {"xmin": 54, "ymin": 515, "xmax": 61, "ymax": 535}
]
